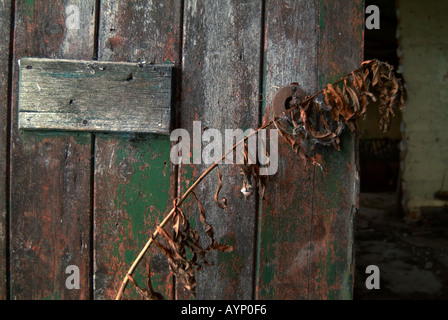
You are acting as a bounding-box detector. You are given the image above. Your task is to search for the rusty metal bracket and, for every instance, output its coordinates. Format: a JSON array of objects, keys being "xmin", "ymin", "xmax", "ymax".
[{"xmin": 272, "ymin": 82, "xmax": 308, "ymax": 117}]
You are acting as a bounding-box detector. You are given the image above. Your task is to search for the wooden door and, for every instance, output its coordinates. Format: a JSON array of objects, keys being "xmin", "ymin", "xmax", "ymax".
[{"xmin": 0, "ymin": 0, "xmax": 363, "ymax": 300}]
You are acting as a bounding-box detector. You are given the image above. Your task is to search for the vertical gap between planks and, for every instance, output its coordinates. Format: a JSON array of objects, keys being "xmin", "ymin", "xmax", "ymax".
[
  {"xmin": 253, "ymin": 0, "xmax": 267, "ymax": 301},
  {"xmin": 6, "ymin": 0, "xmax": 16, "ymax": 300},
  {"xmin": 90, "ymin": 0, "xmax": 101, "ymax": 300},
  {"xmin": 172, "ymin": 0, "xmax": 185, "ymax": 300},
  {"xmin": 89, "ymin": 133, "xmax": 96, "ymax": 300},
  {"xmin": 93, "ymin": 0, "xmax": 102, "ymax": 61}
]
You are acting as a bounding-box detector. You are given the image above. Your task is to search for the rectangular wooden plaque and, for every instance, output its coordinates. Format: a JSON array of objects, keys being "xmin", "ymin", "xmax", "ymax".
[{"xmin": 18, "ymin": 58, "xmax": 173, "ymax": 134}]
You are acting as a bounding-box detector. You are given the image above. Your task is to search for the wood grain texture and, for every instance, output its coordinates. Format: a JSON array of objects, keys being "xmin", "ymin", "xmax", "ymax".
[
  {"xmin": 257, "ymin": 0, "xmax": 363, "ymax": 300},
  {"xmin": 18, "ymin": 58, "xmax": 173, "ymax": 134},
  {"xmin": 308, "ymin": 0, "xmax": 363, "ymax": 299},
  {"xmin": 94, "ymin": 135, "xmax": 173, "ymax": 299},
  {"xmin": 94, "ymin": 0, "xmax": 182, "ymax": 300},
  {"xmin": 256, "ymin": 0, "xmax": 319, "ymax": 300},
  {"xmin": 5, "ymin": 0, "xmax": 363, "ymax": 300},
  {"xmin": 178, "ymin": 0, "xmax": 262, "ymax": 299},
  {"xmin": 99, "ymin": 0, "xmax": 182, "ymax": 64},
  {"xmin": 9, "ymin": 0, "xmax": 96, "ymax": 300},
  {"xmin": 0, "ymin": 0, "xmax": 12, "ymax": 300}
]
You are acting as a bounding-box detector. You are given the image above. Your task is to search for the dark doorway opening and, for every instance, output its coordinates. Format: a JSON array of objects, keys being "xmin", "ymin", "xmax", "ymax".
[
  {"xmin": 359, "ymin": 0, "xmax": 401, "ymax": 193},
  {"xmin": 355, "ymin": 1, "xmax": 448, "ymax": 300}
]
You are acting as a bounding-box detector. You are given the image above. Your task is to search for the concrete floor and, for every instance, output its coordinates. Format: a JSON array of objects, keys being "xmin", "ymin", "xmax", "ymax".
[{"xmin": 354, "ymin": 192, "xmax": 448, "ymax": 299}]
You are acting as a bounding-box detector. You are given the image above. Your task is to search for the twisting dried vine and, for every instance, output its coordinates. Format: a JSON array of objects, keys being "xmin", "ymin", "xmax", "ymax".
[{"xmin": 115, "ymin": 59, "xmax": 405, "ymax": 300}]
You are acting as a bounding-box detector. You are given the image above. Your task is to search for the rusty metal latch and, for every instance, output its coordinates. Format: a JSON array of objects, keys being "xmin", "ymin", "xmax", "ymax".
[{"xmin": 272, "ymin": 82, "xmax": 308, "ymax": 117}]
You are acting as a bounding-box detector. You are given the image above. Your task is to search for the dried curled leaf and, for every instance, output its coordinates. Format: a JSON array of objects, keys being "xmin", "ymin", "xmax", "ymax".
[
  {"xmin": 148, "ymin": 189, "xmax": 234, "ymax": 298},
  {"xmin": 127, "ymin": 264, "xmax": 164, "ymax": 300},
  {"xmin": 192, "ymin": 192, "xmax": 233, "ymax": 254},
  {"xmin": 214, "ymin": 166, "xmax": 228, "ymax": 209},
  {"xmin": 238, "ymin": 142, "xmax": 267, "ymax": 200},
  {"xmin": 149, "ymin": 198, "xmax": 209, "ymax": 297},
  {"xmin": 277, "ymin": 59, "xmax": 405, "ymax": 154}
]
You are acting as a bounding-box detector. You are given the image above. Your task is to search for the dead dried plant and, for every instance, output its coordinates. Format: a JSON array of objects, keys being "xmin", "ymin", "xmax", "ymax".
[{"xmin": 115, "ymin": 59, "xmax": 405, "ymax": 300}]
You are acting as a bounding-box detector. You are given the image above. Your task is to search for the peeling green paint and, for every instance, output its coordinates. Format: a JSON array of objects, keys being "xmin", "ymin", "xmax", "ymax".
[
  {"xmin": 319, "ymin": 0, "xmax": 326, "ymax": 31},
  {"xmin": 182, "ymin": 163, "xmax": 195, "ymax": 192},
  {"xmin": 70, "ymin": 133, "xmax": 91, "ymax": 146},
  {"xmin": 44, "ymin": 290, "xmax": 62, "ymax": 300},
  {"xmin": 23, "ymin": 0, "xmax": 35, "ymax": 21},
  {"xmin": 110, "ymin": 135, "xmax": 171, "ymax": 298},
  {"xmin": 21, "ymin": 131, "xmax": 91, "ymax": 146}
]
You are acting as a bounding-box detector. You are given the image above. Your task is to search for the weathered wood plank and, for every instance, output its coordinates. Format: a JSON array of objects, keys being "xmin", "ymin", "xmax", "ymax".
[
  {"xmin": 257, "ymin": 0, "xmax": 363, "ymax": 300},
  {"xmin": 178, "ymin": 0, "xmax": 262, "ymax": 299},
  {"xmin": 94, "ymin": 0, "xmax": 182, "ymax": 300},
  {"xmin": 256, "ymin": 0, "xmax": 319, "ymax": 300},
  {"xmin": 99, "ymin": 0, "xmax": 181, "ymax": 64},
  {"xmin": 308, "ymin": 0, "xmax": 363, "ymax": 299},
  {"xmin": 94, "ymin": 135, "xmax": 173, "ymax": 299},
  {"xmin": 0, "ymin": 0, "xmax": 12, "ymax": 300},
  {"xmin": 18, "ymin": 58, "xmax": 173, "ymax": 134},
  {"xmin": 10, "ymin": 0, "xmax": 96, "ymax": 300}
]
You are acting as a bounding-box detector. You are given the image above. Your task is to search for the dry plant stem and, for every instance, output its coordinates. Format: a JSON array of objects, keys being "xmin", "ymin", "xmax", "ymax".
[
  {"xmin": 115, "ymin": 69, "xmax": 360, "ymax": 300},
  {"xmin": 114, "ymin": 123, "xmax": 271, "ymax": 300}
]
